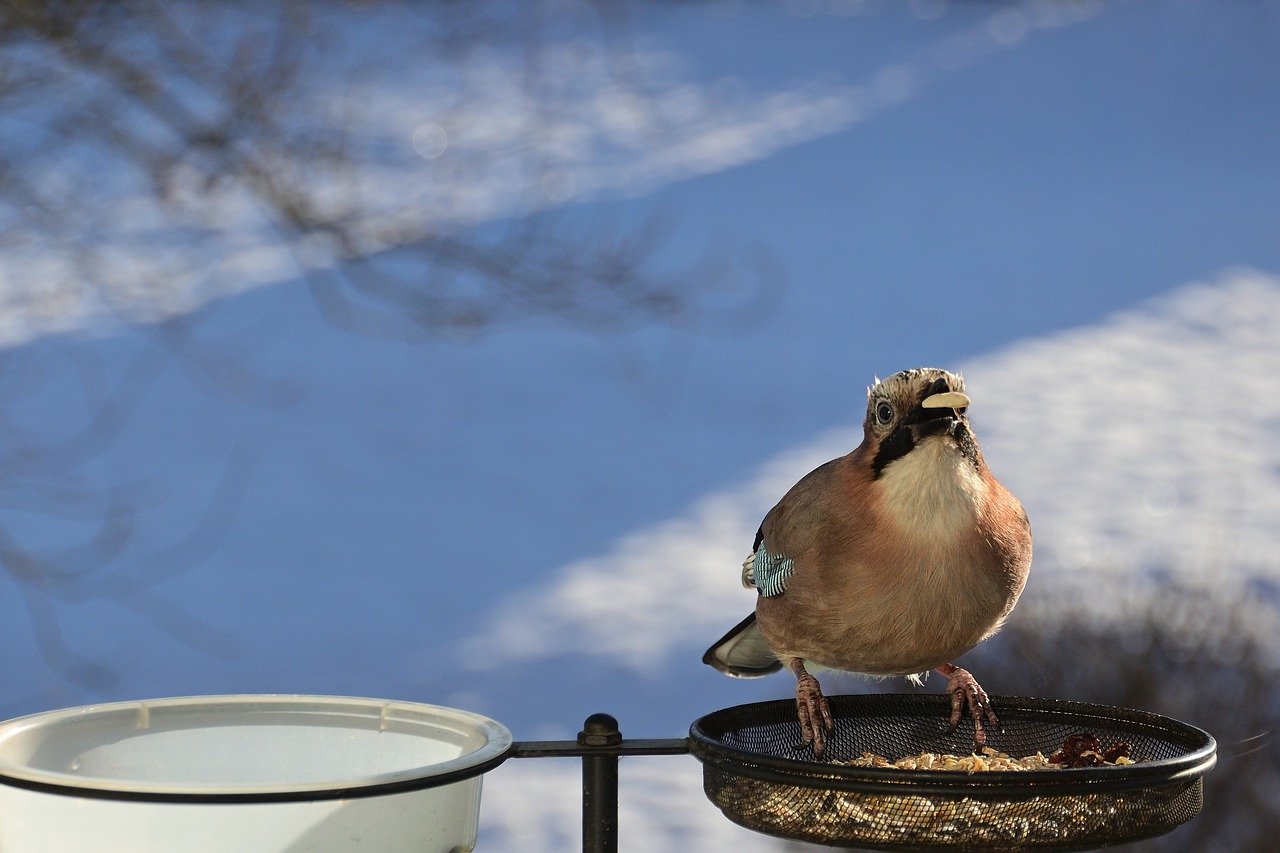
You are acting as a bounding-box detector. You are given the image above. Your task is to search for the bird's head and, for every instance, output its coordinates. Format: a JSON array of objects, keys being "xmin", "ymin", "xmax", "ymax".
[{"xmin": 862, "ymin": 367, "xmax": 980, "ymax": 478}]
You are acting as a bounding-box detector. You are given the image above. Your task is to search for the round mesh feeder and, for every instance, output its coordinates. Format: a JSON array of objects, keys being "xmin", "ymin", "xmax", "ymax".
[{"xmin": 689, "ymin": 694, "xmax": 1215, "ymax": 851}]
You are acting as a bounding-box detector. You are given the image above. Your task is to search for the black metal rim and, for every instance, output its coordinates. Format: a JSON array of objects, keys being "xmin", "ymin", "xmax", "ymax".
[
  {"xmin": 689, "ymin": 694, "xmax": 1217, "ymax": 797},
  {"xmin": 0, "ymin": 745, "xmax": 515, "ymax": 804}
]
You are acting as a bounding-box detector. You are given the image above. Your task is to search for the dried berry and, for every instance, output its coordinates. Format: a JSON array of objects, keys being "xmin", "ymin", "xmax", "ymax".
[
  {"xmin": 1049, "ymin": 732, "xmax": 1102, "ymax": 766},
  {"xmin": 1102, "ymin": 740, "xmax": 1132, "ymax": 763},
  {"xmin": 1048, "ymin": 732, "xmax": 1134, "ymax": 767},
  {"xmin": 1063, "ymin": 733, "xmax": 1102, "ymax": 755}
]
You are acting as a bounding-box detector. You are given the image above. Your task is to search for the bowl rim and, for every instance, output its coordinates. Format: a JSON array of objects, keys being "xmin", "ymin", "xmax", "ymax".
[
  {"xmin": 688, "ymin": 693, "xmax": 1217, "ymax": 797},
  {"xmin": 0, "ymin": 694, "xmax": 514, "ymax": 803}
]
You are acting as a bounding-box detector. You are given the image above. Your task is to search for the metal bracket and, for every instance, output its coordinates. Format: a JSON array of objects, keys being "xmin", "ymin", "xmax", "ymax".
[{"xmin": 510, "ymin": 713, "xmax": 691, "ymax": 853}]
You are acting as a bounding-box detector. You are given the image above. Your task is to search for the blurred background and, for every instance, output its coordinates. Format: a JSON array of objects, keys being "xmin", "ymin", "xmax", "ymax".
[{"xmin": 1, "ymin": 0, "xmax": 1278, "ymax": 849}]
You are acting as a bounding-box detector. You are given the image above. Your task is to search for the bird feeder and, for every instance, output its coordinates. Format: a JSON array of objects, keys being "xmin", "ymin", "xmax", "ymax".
[
  {"xmin": 0, "ymin": 693, "xmax": 1214, "ymax": 851},
  {"xmin": 689, "ymin": 694, "xmax": 1216, "ymax": 850}
]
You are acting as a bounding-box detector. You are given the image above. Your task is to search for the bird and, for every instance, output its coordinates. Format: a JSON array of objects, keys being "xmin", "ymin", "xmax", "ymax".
[{"xmin": 703, "ymin": 367, "xmax": 1032, "ymax": 756}]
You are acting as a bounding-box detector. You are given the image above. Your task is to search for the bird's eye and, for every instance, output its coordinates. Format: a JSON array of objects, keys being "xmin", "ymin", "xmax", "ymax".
[{"xmin": 875, "ymin": 402, "xmax": 894, "ymax": 424}]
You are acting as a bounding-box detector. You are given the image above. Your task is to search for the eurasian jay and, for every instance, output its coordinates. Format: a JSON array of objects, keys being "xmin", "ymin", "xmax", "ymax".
[{"xmin": 704, "ymin": 368, "xmax": 1032, "ymax": 755}]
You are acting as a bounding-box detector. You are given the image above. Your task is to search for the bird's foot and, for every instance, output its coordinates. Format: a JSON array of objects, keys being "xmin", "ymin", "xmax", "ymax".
[
  {"xmin": 789, "ymin": 658, "xmax": 833, "ymax": 756},
  {"xmin": 936, "ymin": 663, "xmax": 999, "ymax": 746}
]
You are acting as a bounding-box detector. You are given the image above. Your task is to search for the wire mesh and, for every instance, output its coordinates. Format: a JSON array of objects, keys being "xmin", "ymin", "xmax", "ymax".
[{"xmin": 689, "ymin": 694, "xmax": 1215, "ymax": 851}]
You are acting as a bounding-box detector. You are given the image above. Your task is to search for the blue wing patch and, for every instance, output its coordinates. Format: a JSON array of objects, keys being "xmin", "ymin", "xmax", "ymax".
[{"xmin": 752, "ymin": 546, "xmax": 795, "ymax": 597}]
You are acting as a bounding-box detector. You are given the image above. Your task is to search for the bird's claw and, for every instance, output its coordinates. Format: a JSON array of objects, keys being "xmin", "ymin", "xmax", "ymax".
[
  {"xmin": 944, "ymin": 666, "xmax": 999, "ymax": 746},
  {"xmin": 794, "ymin": 668, "xmax": 834, "ymax": 756}
]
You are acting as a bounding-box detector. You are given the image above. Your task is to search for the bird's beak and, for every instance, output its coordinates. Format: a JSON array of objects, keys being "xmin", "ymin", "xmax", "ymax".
[{"xmin": 908, "ymin": 390, "xmax": 970, "ymax": 438}]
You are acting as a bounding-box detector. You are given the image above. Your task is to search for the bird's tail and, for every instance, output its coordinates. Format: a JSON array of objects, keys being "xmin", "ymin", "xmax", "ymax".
[{"xmin": 702, "ymin": 612, "xmax": 783, "ymax": 677}]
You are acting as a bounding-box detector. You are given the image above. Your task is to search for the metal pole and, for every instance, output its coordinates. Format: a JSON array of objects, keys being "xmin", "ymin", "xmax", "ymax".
[
  {"xmin": 578, "ymin": 713, "xmax": 621, "ymax": 853},
  {"xmin": 509, "ymin": 718, "xmax": 689, "ymax": 853}
]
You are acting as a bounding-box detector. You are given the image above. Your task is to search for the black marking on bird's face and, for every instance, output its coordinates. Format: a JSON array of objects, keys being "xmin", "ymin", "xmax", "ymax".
[
  {"xmin": 872, "ymin": 424, "xmax": 915, "ymax": 476},
  {"xmin": 953, "ymin": 418, "xmax": 981, "ymax": 468}
]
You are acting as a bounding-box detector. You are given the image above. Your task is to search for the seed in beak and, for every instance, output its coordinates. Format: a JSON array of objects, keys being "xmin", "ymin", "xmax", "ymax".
[{"xmin": 921, "ymin": 391, "xmax": 970, "ymax": 409}]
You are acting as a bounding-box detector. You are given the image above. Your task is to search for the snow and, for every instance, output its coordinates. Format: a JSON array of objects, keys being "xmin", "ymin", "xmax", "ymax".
[{"xmin": 481, "ymin": 758, "xmax": 779, "ymax": 852}]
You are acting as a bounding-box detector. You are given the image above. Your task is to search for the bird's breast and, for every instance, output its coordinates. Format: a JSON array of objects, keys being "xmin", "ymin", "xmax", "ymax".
[
  {"xmin": 875, "ymin": 437, "xmax": 988, "ymax": 538},
  {"xmin": 757, "ymin": 443, "xmax": 1029, "ymax": 676}
]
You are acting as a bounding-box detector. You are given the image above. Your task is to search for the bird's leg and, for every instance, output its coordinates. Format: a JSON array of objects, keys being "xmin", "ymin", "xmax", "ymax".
[
  {"xmin": 789, "ymin": 657, "xmax": 833, "ymax": 756},
  {"xmin": 935, "ymin": 662, "xmax": 999, "ymax": 746}
]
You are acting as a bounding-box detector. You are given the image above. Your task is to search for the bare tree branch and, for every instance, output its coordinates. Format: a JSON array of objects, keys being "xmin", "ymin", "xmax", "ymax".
[{"xmin": 0, "ymin": 0, "xmax": 772, "ymax": 688}]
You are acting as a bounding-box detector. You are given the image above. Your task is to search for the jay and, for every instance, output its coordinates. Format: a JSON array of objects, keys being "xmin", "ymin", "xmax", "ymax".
[{"xmin": 704, "ymin": 368, "xmax": 1032, "ymax": 756}]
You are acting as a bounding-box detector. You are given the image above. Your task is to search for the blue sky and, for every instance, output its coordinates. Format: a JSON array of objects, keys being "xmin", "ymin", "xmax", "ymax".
[{"xmin": 1, "ymin": 1, "xmax": 1278, "ymax": 848}]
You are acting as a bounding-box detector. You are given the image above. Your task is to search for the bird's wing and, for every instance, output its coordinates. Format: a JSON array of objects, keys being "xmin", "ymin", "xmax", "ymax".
[
  {"xmin": 750, "ymin": 543, "xmax": 796, "ymax": 597},
  {"xmin": 750, "ymin": 456, "xmax": 847, "ymax": 596},
  {"xmin": 707, "ymin": 522, "xmax": 791, "ymax": 676},
  {"xmin": 705, "ymin": 458, "xmax": 850, "ymax": 678}
]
